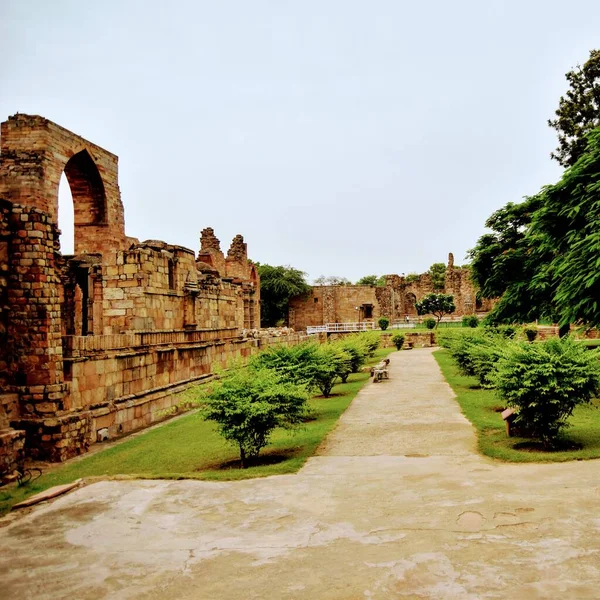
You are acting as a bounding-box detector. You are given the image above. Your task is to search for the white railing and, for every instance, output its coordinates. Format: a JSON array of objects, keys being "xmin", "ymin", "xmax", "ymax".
[{"xmin": 306, "ymin": 322, "xmax": 377, "ymax": 335}]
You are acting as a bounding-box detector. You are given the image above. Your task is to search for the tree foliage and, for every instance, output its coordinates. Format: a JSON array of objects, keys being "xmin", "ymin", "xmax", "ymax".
[
  {"xmin": 470, "ymin": 127, "xmax": 600, "ymax": 327},
  {"xmin": 356, "ymin": 274, "xmax": 386, "ymax": 286},
  {"xmin": 428, "ymin": 263, "xmax": 446, "ymax": 290},
  {"xmin": 314, "ymin": 275, "xmax": 351, "ymax": 286},
  {"xmin": 493, "ymin": 338, "xmax": 600, "ymax": 447},
  {"xmin": 415, "ymin": 293, "xmax": 456, "ymax": 326},
  {"xmin": 202, "ymin": 367, "xmax": 308, "ymax": 467},
  {"xmin": 548, "ymin": 49, "xmax": 600, "ymax": 168},
  {"xmin": 256, "ymin": 264, "xmax": 311, "ymax": 327}
]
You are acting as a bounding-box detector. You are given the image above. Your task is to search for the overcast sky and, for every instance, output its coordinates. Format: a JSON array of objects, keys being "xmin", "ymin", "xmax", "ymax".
[{"xmin": 1, "ymin": 1, "xmax": 598, "ymax": 282}]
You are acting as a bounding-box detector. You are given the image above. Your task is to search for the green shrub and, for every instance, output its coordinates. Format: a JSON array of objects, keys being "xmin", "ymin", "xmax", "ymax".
[
  {"xmin": 337, "ymin": 336, "xmax": 368, "ymax": 374},
  {"xmin": 493, "ymin": 338, "xmax": 600, "ymax": 448},
  {"xmin": 462, "ymin": 315, "xmax": 479, "ymax": 328},
  {"xmin": 327, "ymin": 344, "xmax": 354, "ymax": 384},
  {"xmin": 311, "ymin": 345, "xmax": 351, "ymax": 397},
  {"xmin": 448, "ymin": 330, "xmax": 490, "ymax": 377},
  {"xmin": 424, "ymin": 318, "xmax": 436, "ymax": 330},
  {"xmin": 202, "ymin": 367, "xmax": 308, "ymax": 467},
  {"xmin": 523, "ymin": 326, "xmax": 538, "ymax": 342},
  {"xmin": 361, "ymin": 332, "xmax": 380, "ymax": 357},
  {"xmin": 391, "ymin": 332, "xmax": 405, "ymax": 350},
  {"xmin": 378, "ymin": 317, "xmax": 390, "ymax": 330},
  {"xmin": 468, "ymin": 337, "xmax": 507, "ymax": 388},
  {"xmin": 251, "ymin": 342, "xmax": 320, "ymax": 388},
  {"xmin": 486, "ymin": 324, "xmax": 519, "ymax": 338}
]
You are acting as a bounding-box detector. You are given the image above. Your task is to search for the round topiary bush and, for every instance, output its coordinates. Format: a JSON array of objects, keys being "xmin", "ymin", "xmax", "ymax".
[
  {"xmin": 523, "ymin": 326, "xmax": 538, "ymax": 342},
  {"xmin": 391, "ymin": 332, "xmax": 405, "ymax": 350},
  {"xmin": 462, "ymin": 315, "xmax": 479, "ymax": 328},
  {"xmin": 378, "ymin": 317, "xmax": 390, "ymax": 330},
  {"xmin": 424, "ymin": 318, "xmax": 436, "ymax": 330}
]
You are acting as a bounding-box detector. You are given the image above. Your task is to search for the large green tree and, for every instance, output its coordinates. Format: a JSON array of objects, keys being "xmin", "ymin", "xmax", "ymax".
[
  {"xmin": 468, "ymin": 196, "xmax": 554, "ymax": 325},
  {"xmin": 256, "ymin": 264, "xmax": 311, "ymax": 327},
  {"xmin": 548, "ymin": 49, "xmax": 600, "ymax": 167},
  {"xmin": 470, "ymin": 127, "xmax": 600, "ymax": 328}
]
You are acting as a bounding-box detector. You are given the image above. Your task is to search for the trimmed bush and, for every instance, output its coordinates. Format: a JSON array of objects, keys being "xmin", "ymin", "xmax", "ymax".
[
  {"xmin": 493, "ymin": 338, "xmax": 600, "ymax": 448},
  {"xmin": 391, "ymin": 332, "xmax": 405, "ymax": 350},
  {"xmin": 424, "ymin": 318, "xmax": 436, "ymax": 330},
  {"xmin": 378, "ymin": 317, "xmax": 390, "ymax": 330},
  {"xmin": 462, "ymin": 315, "xmax": 479, "ymax": 328},
  {"xmin": 523, "ymin": 326, "xmax": 538, "ymax": 342}
]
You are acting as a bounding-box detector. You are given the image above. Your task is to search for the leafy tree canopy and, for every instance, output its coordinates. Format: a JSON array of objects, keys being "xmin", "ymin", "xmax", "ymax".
[
  {"xmin": 356, "ymin": 274, "xmax": 386, "ymax": 286},
  {"xmin": 314, "ymin": 275, "xmax": 351, "ymax": 286},
  {"xmin": 415, "ymin": 293, "xmax": 456, "ymax": 326},
  {"xmin": 256, "ymin": 263, "xmax": 311, "ymax": 327},
  {"xmin": 549, "ymin": 49, "xmax": 600, "ymax": 168},
  {"xmin": 470, "ymin": 127, "xmax": 600, "ymax": 327},
  {"xmin": 428, "ymin": 263, "xmax": 446, "ymax": 290}
]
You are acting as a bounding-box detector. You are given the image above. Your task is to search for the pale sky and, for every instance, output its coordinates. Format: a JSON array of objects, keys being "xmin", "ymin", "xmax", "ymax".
[{"xmin": 1, "ymin": 1, "xmax": 598, "ymax": 282}]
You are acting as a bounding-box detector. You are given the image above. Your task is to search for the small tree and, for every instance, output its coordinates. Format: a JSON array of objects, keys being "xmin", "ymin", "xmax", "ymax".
[
  {"xmin": 415, "ymin": 293, "xmax": 456, "ymax": 327},
  {"xmin": 378, "ymin": 317, "xmax": 390, "ymax": 330},
  {"xmin": 493, "ymin": 338, "xmax": 600, "ymax": 448},
  {"xmin": 337, "ymin": 337, "xmax": 368, "ymax": 375},
  {"xmin": 202, "ymin": 367, "xmax": 308, "ymax": 467},
  {"xmin": 311, "ymin": 345, "xmax": 350, "ymax": 397}
]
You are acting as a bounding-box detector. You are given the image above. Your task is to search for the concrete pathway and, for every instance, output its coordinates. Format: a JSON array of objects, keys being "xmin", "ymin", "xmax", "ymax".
[{"xmin": 1, "ymin": 348, "xmax": 600, "ymax": 599}]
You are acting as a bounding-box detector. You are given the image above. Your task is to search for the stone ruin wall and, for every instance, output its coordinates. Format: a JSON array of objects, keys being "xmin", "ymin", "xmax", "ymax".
[
  {"xmin": 289, "ymin": 254, "xmax": 495, "ymax": 331},
  {"xmin": 0, "ymin": 114, "xmax": 277, "ymax": 475}
]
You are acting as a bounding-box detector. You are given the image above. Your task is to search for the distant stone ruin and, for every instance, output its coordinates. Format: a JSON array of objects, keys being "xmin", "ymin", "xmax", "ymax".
[
  {"xmin": 289, "ymin": 254, "xmax": 494, "ymax": 330},
  {"xmin": 0, "ymin": 114, "xmax": 290, "ymax": 478}
]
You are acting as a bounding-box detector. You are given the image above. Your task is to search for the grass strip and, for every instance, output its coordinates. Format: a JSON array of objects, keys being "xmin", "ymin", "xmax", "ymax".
[
  {"xmin": 434, "ymin": 348, "xmax": 600, "ymax": 463},
  {"xmin": 0, "ymin": 347, "xmax": 391, "ymax": 516}
]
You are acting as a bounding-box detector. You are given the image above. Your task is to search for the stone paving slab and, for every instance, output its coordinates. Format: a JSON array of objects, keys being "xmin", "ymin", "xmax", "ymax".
[{"xmin": 1, "ymin": 348, "xmax": 600, "ymax": 599}]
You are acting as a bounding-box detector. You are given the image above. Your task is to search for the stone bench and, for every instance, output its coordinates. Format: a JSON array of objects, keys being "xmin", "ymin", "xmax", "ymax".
[{"xmin": 371, "ymin": 360, "xmax": 390, "ymax": 383}]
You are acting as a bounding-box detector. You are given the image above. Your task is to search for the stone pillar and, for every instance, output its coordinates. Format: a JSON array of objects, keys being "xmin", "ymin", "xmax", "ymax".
[{"xmin": 7, "ymin": 205, "xmax": 64, "ymax": 387}]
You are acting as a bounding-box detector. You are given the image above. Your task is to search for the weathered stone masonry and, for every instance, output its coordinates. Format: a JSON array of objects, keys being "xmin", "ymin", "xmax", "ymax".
[
  {"xmin": 289, "ymin": 254, "xmax": 495, "ymax": 331},
  {"xmin": 0, "ymin": 114, "xmax": 282, "ymax": 475}
]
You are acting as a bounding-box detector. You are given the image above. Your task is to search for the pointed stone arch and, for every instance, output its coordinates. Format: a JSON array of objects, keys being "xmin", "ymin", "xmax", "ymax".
[{"xmin": 0, "ymin": 114, "xmax": 126, "ymax": 256}]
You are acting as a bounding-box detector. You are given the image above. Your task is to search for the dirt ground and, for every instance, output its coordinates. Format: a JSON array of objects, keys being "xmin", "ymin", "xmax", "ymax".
[{"xmin": 1, "ymin": 348, "xmax": 599, "ymax": 599}]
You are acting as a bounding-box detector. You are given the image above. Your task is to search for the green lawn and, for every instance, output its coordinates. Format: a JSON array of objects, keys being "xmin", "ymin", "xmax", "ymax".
[
  {"xmin": 434, "ymin": 348, "xmax": 600, "ymax": 462},
  {"xmin": 0, "ymin": 347, "xmax": 391, "ymax": 516}
]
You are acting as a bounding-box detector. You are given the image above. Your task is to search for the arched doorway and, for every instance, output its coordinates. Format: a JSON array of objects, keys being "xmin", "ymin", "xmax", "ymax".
[
  {"xmin": 405, "ymin": 292, "xmax": 418, "ymax": 316},
  {"xmin": 63, "ymin": 149, "xmax": 107, "ymax": 255}
]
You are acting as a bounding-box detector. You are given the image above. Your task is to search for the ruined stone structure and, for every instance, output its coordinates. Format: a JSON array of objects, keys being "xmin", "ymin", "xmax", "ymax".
[
  {"xmin": 289, "ymin": 254, "xmax": 494, "ymax": 330},
  {"xmin": 0, "ymin": 114, "xmax": 274, "ymax": 475}
]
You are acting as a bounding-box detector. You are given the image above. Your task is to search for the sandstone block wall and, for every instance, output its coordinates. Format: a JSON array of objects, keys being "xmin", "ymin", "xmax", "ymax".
[
  {"xmin": 0, "ymin": 114, "xmax": 262, "ymax": 470},
  {"xmin": 289, "ymin": 256, "xmax": 495, "ymax": 331}
]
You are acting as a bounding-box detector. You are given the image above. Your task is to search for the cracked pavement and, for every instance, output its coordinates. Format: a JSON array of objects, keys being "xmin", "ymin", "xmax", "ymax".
[{"xmin": 1, "ymin": 347, "xmax": 600, "ymax": 599}]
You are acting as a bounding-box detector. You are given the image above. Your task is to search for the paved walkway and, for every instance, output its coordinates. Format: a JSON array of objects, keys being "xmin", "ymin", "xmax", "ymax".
[{"xmin": 1, "ymin": 348, "xmax": 600, "ymax": 599}]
